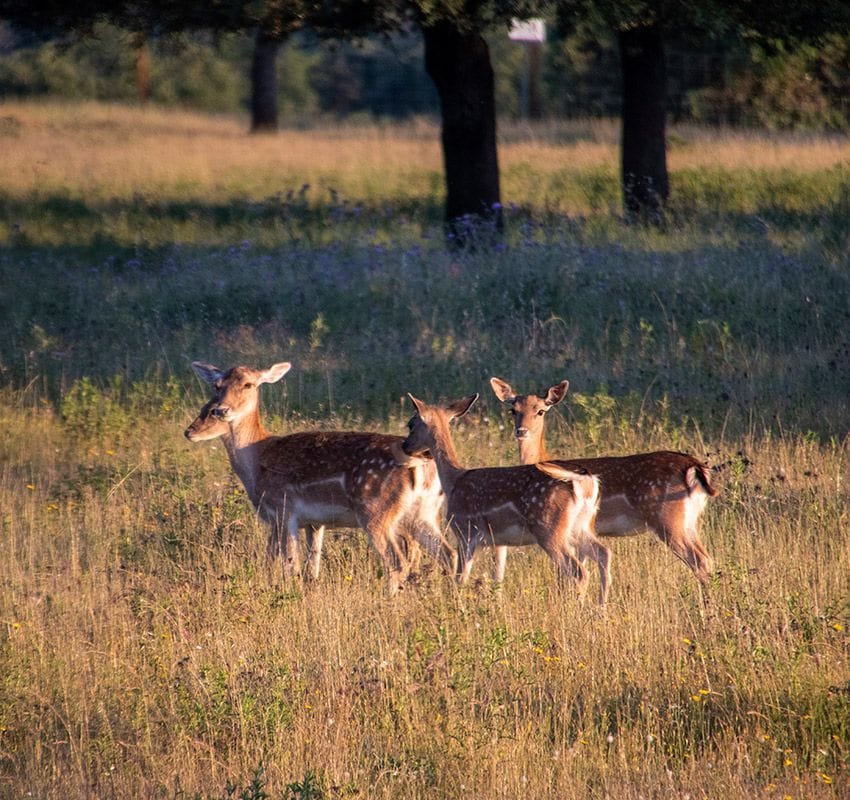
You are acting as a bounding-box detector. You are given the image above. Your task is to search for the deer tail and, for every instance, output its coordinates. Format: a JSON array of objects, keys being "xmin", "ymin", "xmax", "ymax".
[{"xmin": 685, "ymin": 463, "xmax": 719, "ymax": 497}]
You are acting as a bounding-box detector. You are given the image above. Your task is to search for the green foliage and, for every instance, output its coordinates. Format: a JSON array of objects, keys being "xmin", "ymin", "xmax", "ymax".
[
  {"xmin": 283, "ymin": 771, "xmax": 325, "ymax": 800},
  {"xmin": 278, "ymin": 40, "xmax": 321, "ymax": 119},
  {"xmin": 199, "ymin": 764, "xmax": 270, "ymax": 800},
  {"xmin": 0, "ymin": 24, "xmax": 256, "ymax": 113},
  {"xmin": 688, "ymin": 36, "xmax": 850, "ymax": 130},
  {"xmin": 0, "ymin": 25, "xmax": 137, "ymax": 101},
  {"xmin": 309, "ymin": 34, "xmax": 437, "ymax": 118},
  {"xmin": 542, "ymin": 19, "xmax": 622, "ymax": 118},
  {"xmin": 149, "ymin": 33, "xmax": 249, "ymax": 113},
  {"xmin": 59, "ymin": 374, "xmax": 183, "ymax": 439},
  {"xmin": 2, "ymin": 18, "xmax": 849, "ymax": 128}
]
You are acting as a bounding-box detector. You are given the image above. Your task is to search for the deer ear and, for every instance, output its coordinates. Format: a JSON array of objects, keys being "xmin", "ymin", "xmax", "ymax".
[
  {"xmin": 191, "ymin": 361, "xmax": 224, "ymax": 385},
  {"xmin": 407, "ymin": 393, "xmax": 427, "ymax": 416},
  {"xmin": 489, "ymin": 377, "xmax": 515, "ymax": 403},
  {"xmin": 259, "ymin": 362, "xmax": 292, "ymax": 384},
  {"xmin": 448, "ymin": 394, "xmax": 478, "ymax": 420},
  {"xmin": 544, "ymin": 380, "xmax": 569, "ymax": 407}
]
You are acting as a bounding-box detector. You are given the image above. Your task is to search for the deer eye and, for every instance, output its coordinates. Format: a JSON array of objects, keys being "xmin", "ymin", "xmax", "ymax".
[
  {"xmin": 243, "ymin": 382, "xmax": 254, "ymax": 389},
  {"xmin": 537, "ymin": 409, "xmax": 546, "ymax": 416}
]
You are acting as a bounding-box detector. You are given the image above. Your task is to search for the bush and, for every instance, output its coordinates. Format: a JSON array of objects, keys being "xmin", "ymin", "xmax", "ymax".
[{"xmin": 688, "ymin": 37, "xmax": 850, "ymax": 131}]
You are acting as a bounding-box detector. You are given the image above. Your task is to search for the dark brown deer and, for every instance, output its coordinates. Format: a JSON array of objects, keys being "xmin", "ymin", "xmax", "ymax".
[
  {"xmin": 490, "ymin": 377, "xmax": 717, "ymax": 584},
  {"xmin": 401, "ymin": 393, "xmax": 610, "ymax": 603},
  {"xmin": 185, "ymin": 361, "xmax": 455, "ymax": 594}
]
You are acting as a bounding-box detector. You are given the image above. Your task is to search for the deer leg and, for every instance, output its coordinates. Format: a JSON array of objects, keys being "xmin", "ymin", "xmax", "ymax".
[
  {"xmin": 539, "ymin": 532, "xmax": 588, "ymax": 600},
  {"xmin": 390, "ymin": 531, "xmax": 414, "ymax": 583},
  {"xmin": 654, "ymin": 521, "xmax": 713, "ymax": 583},
  {"xmin": 266, "ymin": 518, "xmax": 284, "ymax": 560},
  {"xmin": 264, "ymin": 503, "xmax": 288, "ymax": 561},
  {"xmin": 456, "ymin": 547, "xmax": 476, "ymax": 584},
  {"xmin": 305, "ymin": 525, "xmax": 325, "ymax": 581},
  {"xmin": 577, "ymin": 538, "xmax": 611, "ymax": 604},
  {"xmin": 684, "ymin": 530, "xmax": 713, "ymax": 582},
  {"xmin": 555, "ymin": 549, "xmax": 588, "ymax": 600},
  {"xmin": 453, "ymin": 519, "xmax": 480, "ymax": 584},
  {"xmin": 359, "ymin": 508, "xmax": 408, "ymax": 596},
  {"xmin": 406, "ymin": 515, "xmax": 457, "ymax": 576},
  {"xmin": 405, "ymin": 535, "xmax": 423, "ymax": 573},
  {"xmin": 372, "ymin": 533, "xmax": 405, "ymax": 596},
  {"xmin": 281, "ymin": 515, "xmax": 302, "ymax": 577},
  {"xmin": 493, "ymin": 545, "xmax": 508, "ymax": 583}
]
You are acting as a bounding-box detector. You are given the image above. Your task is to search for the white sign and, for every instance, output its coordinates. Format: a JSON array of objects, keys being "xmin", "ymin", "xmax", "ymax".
[{"xmin": 509, "ymin": 18, "xmax": 546, "ymax": 43}]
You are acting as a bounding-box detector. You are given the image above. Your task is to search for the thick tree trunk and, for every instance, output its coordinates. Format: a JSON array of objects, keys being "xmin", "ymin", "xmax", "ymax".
[
  {"xmin": 250, "ymin": 28, "xmax": 282, "ymax": 133},
  {"xmin": 619, "ymin": 25, "xmax": 669, "ymax": 225},
  {"xmin": 423, "ymin": 21, "xmax": 502, "ymax": 244}
]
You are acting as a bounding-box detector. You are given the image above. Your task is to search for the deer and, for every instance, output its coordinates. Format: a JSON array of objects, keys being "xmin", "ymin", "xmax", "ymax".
[
  {"xmin": 400, "ymin": 393, "xmax": 610, "ymax": 603},
  {"xmin": 185, "ymin": 361, "xmax": 455, "ymax": 595},
  {"xmin": 490, "ymin": 377, "xmax": 717, "ymax": 585}
]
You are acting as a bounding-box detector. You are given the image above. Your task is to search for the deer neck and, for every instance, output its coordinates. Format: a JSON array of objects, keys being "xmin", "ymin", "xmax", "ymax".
[
  {"xmin": 426, "ymin": 421, "xmax": 466, "ymax": 497},
  {"xmin": 222, "ymin": 410, "xmax": 269, "ymax": 502},
  {"xmin": 517, "ymin": 429, "xmax": 548, "ymax": 465}
]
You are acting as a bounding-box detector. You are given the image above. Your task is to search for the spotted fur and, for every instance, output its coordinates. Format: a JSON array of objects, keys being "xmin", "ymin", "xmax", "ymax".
[
  {"xmin": 402, "ymin": 393, "xmax": 609, "ymax": 603},
  {"xmin": 490, "ymin": 377, "xmax": 717, "ymax": 583},
  {"xmin": 186, "ymin": 362, "xmax": 454, "ymax": 594}
]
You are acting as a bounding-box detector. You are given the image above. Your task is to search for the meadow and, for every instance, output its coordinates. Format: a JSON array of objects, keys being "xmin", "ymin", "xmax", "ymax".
[{"xmin": 0, "ymin": 100, "xmax": 848, "ymax": 799}]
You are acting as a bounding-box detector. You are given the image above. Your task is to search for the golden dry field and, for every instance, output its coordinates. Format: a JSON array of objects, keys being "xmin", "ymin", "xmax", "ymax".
[{"xmin": 0, "ymin": 101, "xmax": 848, "ymax": 799}]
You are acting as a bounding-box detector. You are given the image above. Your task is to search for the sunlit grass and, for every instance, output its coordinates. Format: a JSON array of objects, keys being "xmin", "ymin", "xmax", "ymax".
[
  {"xmin": 2, "ymin": 100, "xmax": 849, "ymax": 248},
  {"xmin": 0, "ymin": 100, "xmax": 848, "ymax": 798},
  {"xmin": 1, "ymin": 395, "xmax": 847, "ymax": 799}
]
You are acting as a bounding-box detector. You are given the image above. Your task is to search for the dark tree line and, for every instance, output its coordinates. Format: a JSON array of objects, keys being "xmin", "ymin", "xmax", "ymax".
[{"xmin": 2, "ymin": 0, "xmax": 848, "ymax": 241}]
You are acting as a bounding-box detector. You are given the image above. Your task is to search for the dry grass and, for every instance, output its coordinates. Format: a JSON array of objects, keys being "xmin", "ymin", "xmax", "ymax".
[
  {"xmin": 3, "ymin": 100, "xmax": 849, "ymax": 209},
  {"xmin": 0, "ymin": 101, "xmax": 848, "ymax": 798},
  {"xmin": 1, "ymin": 101, "xmax": 443, "ymax": 203},
  {"xmin": 1, "ymin": 399, "xmax": 848, "ymax": 799}
]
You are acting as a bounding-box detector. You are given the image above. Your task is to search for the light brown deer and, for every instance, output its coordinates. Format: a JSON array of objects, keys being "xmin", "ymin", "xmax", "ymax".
[
  {"xmin": 490, "ymin": 377, "xmax": 717, "ymax": 584},
  {"xmin": 185, "ymin": 361, "xmax": 454, "ymax": 594},
  {"xmin": 184, "ymin": 395, "xmax": 334, "ymax": 580},
  {"xmin": 401, "ymin": 393, "xmax": 610, "ymax": 603}
]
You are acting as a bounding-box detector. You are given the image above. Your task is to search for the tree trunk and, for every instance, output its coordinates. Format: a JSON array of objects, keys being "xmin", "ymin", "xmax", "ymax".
[
  {"xmin": 250, "ymin": 28, "xmax": 282, "ymax": 133},
  {"xmin": 134, "ymin": 34, "xmax": 150, "ymax": 105},
  {"xmin": 423, "ymin": 21, "xmax": 502, "ymax": 245},
  {"xmin": 619, "ymin": 24, "xmax": 669, "ymax": 225}
]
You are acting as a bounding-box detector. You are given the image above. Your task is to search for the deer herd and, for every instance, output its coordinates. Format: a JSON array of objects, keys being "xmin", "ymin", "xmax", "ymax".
[{"xmin": 186, "ymin": 361, "xmax": 718, "ymax": 603}]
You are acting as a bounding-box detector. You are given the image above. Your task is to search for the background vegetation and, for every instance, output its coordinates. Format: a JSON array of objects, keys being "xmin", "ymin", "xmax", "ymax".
[
  {"xmin": 0, "ymin": 101, "xmax": 848, "ymax": 798},
  {"xmin": 1, "ymin": 20, "xmax": 849, "ymax": 130}
]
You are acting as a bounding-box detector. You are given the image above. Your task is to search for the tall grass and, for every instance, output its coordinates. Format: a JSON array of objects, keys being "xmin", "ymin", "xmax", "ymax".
[{"xmin": 0, "ymin": 101, "xmax": 848, "ymax": 798}]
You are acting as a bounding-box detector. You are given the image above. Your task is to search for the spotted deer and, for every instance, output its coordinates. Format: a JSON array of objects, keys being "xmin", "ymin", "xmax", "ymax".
[
  {"xmin": 185, "ymin": 362, "xmax": 454, "ymax": 595},
  {"xmin": 401, "ymin": 393, "xmax": 610, "ymax": 603},
  {"xmin": 490, "ymin": 377, "xmax": 717, "ymax": 584}
]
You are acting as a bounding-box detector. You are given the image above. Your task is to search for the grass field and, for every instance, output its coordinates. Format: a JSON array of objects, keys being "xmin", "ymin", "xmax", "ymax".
[{"xmin": 0, "ymin": 101, "xmax": 848, "ymax": 799}]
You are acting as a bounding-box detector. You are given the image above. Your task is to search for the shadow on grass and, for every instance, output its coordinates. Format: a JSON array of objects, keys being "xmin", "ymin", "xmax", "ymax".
[
  {"xmin": 1, "ymin": 191, "xmax": 848, "ymax": 439},
  {"xmin": 0, "ymin": 191, "xmax": 447, "ymax": 250}
]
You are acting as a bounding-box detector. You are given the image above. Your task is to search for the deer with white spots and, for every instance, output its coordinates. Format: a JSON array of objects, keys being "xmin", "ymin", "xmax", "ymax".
[
  {"xmin": 401, "ymin": 393, "xmax": 610, "ymax": 603},
  {"xmin": 185, "ymin": 362, "xmax": 455, "ymax": 595},
  {"xmin": 490, "ymin": 377, "xmax": 717, "ymax": 584}
]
